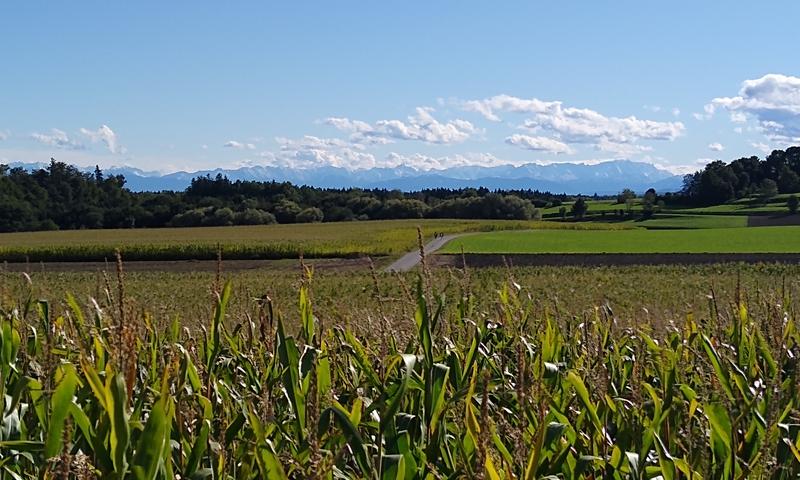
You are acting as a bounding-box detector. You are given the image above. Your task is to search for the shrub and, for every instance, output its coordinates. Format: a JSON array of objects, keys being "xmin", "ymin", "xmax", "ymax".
[
  {"xmin": 234, "ymin": 208, "xmax": 276, "ymax": 225},
  {"xmin": 296, "ymin": 206, "xmax": 324, "ymax": 223}
]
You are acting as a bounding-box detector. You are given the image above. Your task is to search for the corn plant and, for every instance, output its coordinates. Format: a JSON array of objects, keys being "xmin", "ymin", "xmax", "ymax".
[{"xmin": 0, "ymin": 261, "xmax": 799, "ymax": 478}]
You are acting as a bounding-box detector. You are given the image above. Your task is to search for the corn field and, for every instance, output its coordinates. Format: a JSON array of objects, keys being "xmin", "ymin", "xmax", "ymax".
[{"xmin": 2, "ymin": 257, "xmax": 800, "ymax": 479}]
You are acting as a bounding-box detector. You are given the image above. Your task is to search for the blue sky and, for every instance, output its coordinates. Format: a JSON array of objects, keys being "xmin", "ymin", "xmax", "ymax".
[{"xmin": 1, "ymin": 1, "xmax": 799, "ymax": 174}]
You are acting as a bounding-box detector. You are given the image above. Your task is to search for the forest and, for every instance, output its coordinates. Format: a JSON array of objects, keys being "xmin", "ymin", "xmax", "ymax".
[
  {"xmin": 679, "ymin": 146, "xmax": 800, "ymax": 204},
  {"xmin": 1, "ymin": 145, "xmax": 799, "ymax": 233},
  {"xmin": 0, "ymin": 160, "xmax": 567, "ymax": 232}
]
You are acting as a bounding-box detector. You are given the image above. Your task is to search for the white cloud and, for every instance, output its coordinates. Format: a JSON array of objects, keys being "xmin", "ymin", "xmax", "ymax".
[
  {"xmin": 461, "ymin": 94, "xmax": 558, "ymax": 122},
  {"xmin": 693, "ymin": 104, "xmax": 715, "ymax": 121},
  {"xmin": 730, "ymin": 112, "xmax": 747, "ymax": 123},
  {"xmin": 709, "ymin": 73, "xmax": 800, "ymax": 143},
  {"xmin": 224, "ymin": 140, "xmax": 256, "ymax": 150},
  {"xmin": 750, "ymin": 142, "xmax": 773, "ymax": 154},
  {"xmin": 201, "ymin": 144, "xmax": 209, "ymax": 150},
  {"xmin": 593, "ymin": 138, "xmax": 653, "ymax": 156},
  {"xmin": 660, "ymin": 160, "xmax": 709, "ymax": 175},
  {"xmin": 519, "ymin": 108, "xmax": 682, "ymax": 144},
  {"xmin": 643, "ymin": 105, "xmax": 661, "ymax": 113},
  {"xmin": 672, "ymin": 108, "xmax": 681, "ymax": 117},
  {"xmin": 80, "ymin": 125, "xmax": 122, "ymax": 154},
  {"xmin": 505, "ymin": 134, "xmax": 574, "ymax": 154},
  {"xmin": 31, "ymin": 129, "xmax": 85, "ymax": 150},
  {"xmin": 662, "ymin": 158, "xmax": 717, "ymax": 175},
  {"xmin": 384, "ymin": 152, "xmax": 516, "ymax": 170},
  {"xmin": 276, "ymin": 135, "xmax": 363, "ymax": 152},
  {"xmin": 708, "ymin": 142, "xmax": 725, "ymax": 152},
  {"xmin": 0, "ymin": 130, "xmax": 8, "ymax": 141},
  {"xmin": 259, "ymin": 135, "xmax": 377, "ymax": 170},
  {"xmin": 323, "ymin": 117, "xmax": 373, "ymax": 134},
  {"xmin": 325, "ymin": 107, "xmax": 478, "ymax": 145},
  {"xmin": 462, "ymin": 94, "xmax": 683, "ymax": 157}
]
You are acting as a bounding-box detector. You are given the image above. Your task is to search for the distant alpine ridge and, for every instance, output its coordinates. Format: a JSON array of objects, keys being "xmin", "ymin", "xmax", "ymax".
[{"xmin": 9, "ymin": 160, "xmax": 684, "ymax": 194}]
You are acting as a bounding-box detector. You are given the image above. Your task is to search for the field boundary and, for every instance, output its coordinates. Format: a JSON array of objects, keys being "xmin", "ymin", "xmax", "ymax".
[{"xmin": 432, "ymin": 252, "xmax": 800, "ymax": 268}]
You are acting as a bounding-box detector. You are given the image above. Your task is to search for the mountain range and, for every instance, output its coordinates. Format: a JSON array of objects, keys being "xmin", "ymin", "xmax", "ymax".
[{"xmin": 8, "ymin": 160, "xmax": 685, "ymax": 194}]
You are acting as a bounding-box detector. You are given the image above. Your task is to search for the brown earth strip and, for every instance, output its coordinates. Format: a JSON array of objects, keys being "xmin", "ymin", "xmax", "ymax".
[
  {"xmin": 747, "ymin": 214, "xmax": 800, "ymax": 227},
  {"xmin": 431, "ymin": 252, "xmax": 800, "ymax": 268}
]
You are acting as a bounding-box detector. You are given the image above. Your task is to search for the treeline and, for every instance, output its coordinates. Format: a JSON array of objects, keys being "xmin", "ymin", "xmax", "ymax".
[
  {"xmin": 0, "ymin": 160, "xmax": 568, "ymax": 232},
  {"xmin": 680, "ymin": 146, "xmax": 800, "ymax": 205}
]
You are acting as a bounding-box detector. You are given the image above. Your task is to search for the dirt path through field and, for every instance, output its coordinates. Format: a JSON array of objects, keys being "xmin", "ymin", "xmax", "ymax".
[{"xmin": 385, "ymin": 234, "xmax": 462, "ymax": 272}]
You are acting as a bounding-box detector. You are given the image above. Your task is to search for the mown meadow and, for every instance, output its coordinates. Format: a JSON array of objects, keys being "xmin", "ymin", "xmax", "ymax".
[{"xmin": 1, "ymin": 250, "xmax": 800, "ymax": 477}]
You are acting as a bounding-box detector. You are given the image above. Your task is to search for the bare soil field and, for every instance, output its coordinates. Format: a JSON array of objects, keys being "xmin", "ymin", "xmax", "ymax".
[{"xmin": 747, "ymin": 213, "xmax": 800, "ymax": 226}]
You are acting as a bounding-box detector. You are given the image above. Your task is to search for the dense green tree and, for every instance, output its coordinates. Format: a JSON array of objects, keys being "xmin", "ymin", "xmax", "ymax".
[
  {"xmin": 789, "ymin": 195, "xmax": 799, "ymax": 214},
  {"xmin": 778, "ymin": 165, "xmax": 800, "ymax": 193},
  {"xmin": 681, "ymin": 147, "xmax": 800, "ymax": 204},
  {"xmin": 616, "ymin": 188, "xmax": 636, "ymax": 204},
  {"xmin": 571, "ymin": 197, "xmax": 588, "ymax": 219},
  {"xmin": 758, "ymin": 179, "xmax": 779, "ymax": 202},
  {"xmin": 274, "ymin": 200, "xmax": 302, "ymax": 224}
]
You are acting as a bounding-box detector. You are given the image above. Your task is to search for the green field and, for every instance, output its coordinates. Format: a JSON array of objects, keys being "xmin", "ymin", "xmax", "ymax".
[
  {"xmin": 441, "ymin": 225, "xmax": 800, "ymax": 254},
  {"xmin": 676, "ymin": 203, "xmax": 787, "ymax": 214},
  {"xmin": 0, "ymin": 219, "xmax": 627, "ymax": 262}
]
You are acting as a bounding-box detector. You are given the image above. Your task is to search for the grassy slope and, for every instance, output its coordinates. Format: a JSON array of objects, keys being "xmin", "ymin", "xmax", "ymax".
[
  {"xmin": 441, "ymin": 225, "xmax": 800, "ymax": 254},
  {"xmin": 542, "ymin": 196, "xmax": 794, "ymax": 217}
]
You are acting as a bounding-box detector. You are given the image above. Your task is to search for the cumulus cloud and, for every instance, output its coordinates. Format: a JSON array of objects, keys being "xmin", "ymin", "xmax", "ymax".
[
  {"xmin": 708, "ymin": 142, "xmax": 725, "ymax": 152},
  {"xmin": 323, "ymin": 117, "xmax": 373, "ymax": 134},
  {"xmin": 383, "ymin": 152, "xmax": 517, "ymax": 170},
  {"xmin": 325, "ymin": 107, "xmax": 478, "ymax": 145},
  {"xmin": 708, "ymin": 74, "xmax": 800, "ymax": 143},
  {"xmin": 257, "ymin": 134, "xmax": 522, "ymax": 171},
  {"xmin": 259, "ymin": 135, "xmax": 377, "ymax": 170},
  {"xmin": 80, "ymin": 125, "xmax": 122, "ymax": 154},
  {"xmin": 31, "ymin": 129, "xmax": 85, "ymax": 150},
  {"xmin": 224, "ymin": 140, "xmax": 256, "ymax": 150},
  {"xmin": 505, "ymin": 134, "xmax": 574, "ymax": 154},
  {"xmin": 593, "ymin": 139, "xmax": 653, "ymax": 156},
  {"xmin": 693, "ymin": 104, "xmax": 715, "ymax": 121},
  {"xmin": 750, "ymin": 142, "xmax": 773, "ymax": 154},
  {"xmin": 276, "ymin": 135, "xmax": 363, "ymax": 152},
  {"xmin": 461, "ymin": 94, "xmax": 683, "ymax": 156},
  {"xmin": 672, "ymin": 108, "xmax": 681, "ymax": 117},
  {"xmin": 730, "ymin": 112, "xmax": 747, "ymax": 123}
]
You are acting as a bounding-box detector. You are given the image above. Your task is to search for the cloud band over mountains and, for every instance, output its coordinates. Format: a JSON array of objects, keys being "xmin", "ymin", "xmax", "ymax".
[{"xmin": 5, "ymin": 74, "xmax": 800, "ymax": 175}]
